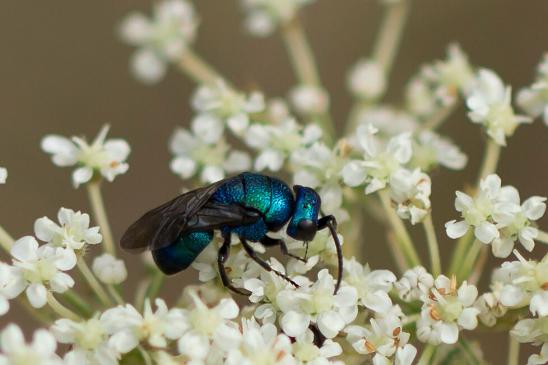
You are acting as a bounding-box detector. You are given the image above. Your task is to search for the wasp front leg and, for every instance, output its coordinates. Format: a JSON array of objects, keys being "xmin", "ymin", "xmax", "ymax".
[
  {"xmin": 317, "ymin": 214, "xmax": 343, "ymax": 295},
  {"xmin": 260, "ymin": 236, "xmax": 307, "ymax": 263},
  {"xmin": 218, "ymin": 234, "xmax": 250, "ymax": 296}
]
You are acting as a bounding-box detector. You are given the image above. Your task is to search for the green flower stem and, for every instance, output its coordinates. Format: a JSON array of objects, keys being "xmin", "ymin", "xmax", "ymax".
[
  {"xmin": 139, "ymin": 346, "xmax": 153, "ymax": 365},
  {"xmin": 0, "ymin": 224, "xmax": 14, "ymax": 252},
  {"xmin": 423, "ymin": 213, "xmax": 442, "ymax": 277},
  {"xmin": 107, "ymin": 284, "xmax": 125, "ymax": 305},
  {"xmin": 417, "ymin": 344, "xmax": 436, "ymax": 365},
  {"xmin": 469, "ymin": 245, "xmax": 489, "ymax": 285},
  {"xmin": 62, "ymin": 290, "xmax": 94, "ymax": 317},
  {"xmin": 145, "ymin": 270, "xmax": 165, "ymax": 301},
  {"xmin": 372, "ymin": 0, "xmax": 411, "ymax": 78},
  {"xmin": 281, "ymin": 16, "xmax": 336, "ymax": 142},
  {"xmin": 458, "ymin": 338, "xmax": 482, "ymax": 365},
  {"xmin": 379, "ymin": 190, "xmax": 421, "ymax": 269},
  {"xmin": 419, "ymin": 101, "xmax": 458, "ymax": 131},
  {"xmin": 178, "ymin": 49, "xmax": 225, "ymax": 86},
  {"xmin": 536, "ymin": 230, "xmax": 548, "ymax": 244},
  {"xmin": 86, "ymin": 181, "xmax": 116, "ymax": 256},
  {"xmin": 387, "ymin": 231, "xmax": 408, "ymax": 274},
  {"xmin": 47, "ymin": 292, "xmax": 81, "ymax": 321},
  {"xmin": 507, "ymin": 335, "xmax": 520, "ymax": 365},
  {"xmin": 457, "ymin": 239, "xmax": 483, "ymax": 281},
  {"xmin": 477, "ymin": 138, "xmax": 501, "ymax": 183},
  {"xmin": 449, "ymin": 229, "xmax": 473, "ymax": 276},
  {"xmin": 77, "ymin": 259, "xmax": 113, "ymax": 306}
]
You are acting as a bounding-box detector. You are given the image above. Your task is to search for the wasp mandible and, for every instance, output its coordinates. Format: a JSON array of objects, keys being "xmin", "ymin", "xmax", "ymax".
[{"xmin": 121, "ymin": 172, "xmax": 343, "ymax": 295}]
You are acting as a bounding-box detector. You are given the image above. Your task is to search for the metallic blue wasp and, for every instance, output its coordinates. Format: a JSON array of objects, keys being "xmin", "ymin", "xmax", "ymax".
[{"xmin": 121, "ymin": 172, "xmax": 343, "ymax": 295}]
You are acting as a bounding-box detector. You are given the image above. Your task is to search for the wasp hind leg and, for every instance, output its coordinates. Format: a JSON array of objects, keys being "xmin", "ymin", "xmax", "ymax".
[
  {"xmin": 317, "ymin": 214, "xmax": 343, "ymax": 295},
  {"xmin": 218, "ymin": 234, "xmax": 250, "ymax": 296},
  {"xmin": 240, "ymin": 238, "xmax": 300, "ymax": 288},
  {"xmin": 260, "ymin": 236, "xmax": 307, "ymax": 263}
]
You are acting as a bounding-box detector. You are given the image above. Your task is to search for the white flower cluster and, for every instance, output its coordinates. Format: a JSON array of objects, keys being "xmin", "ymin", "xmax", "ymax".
[
  {"xmin": 0, "ymin": 208, "xmax": 104, "ymax": 310},
  {"xmin": 240, "ymin": 0, "xmax": 316, "ymax": 37},
  {"xmin": 42, "ymin": 125, "xmax": 130, "ymax": 188},
  {"xmin": 518, "ymin": 53, "xmax": 548, "ymax": 126},
  {"xmin": 446, "ymin": 174, "xmax": 547, "ymax": 258},
  {"xmin": 119, "ymin": 0, "xmax": 198, "ymax": 83}
]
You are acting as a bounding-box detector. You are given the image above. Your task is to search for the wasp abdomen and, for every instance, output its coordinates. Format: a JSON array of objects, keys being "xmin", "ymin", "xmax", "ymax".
[{"xmin": 152, "ymin": 230, "xmax": 213, "ymax": 275}]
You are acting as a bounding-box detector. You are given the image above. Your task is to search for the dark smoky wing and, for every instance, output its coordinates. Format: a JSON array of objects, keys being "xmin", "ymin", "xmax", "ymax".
[
  {"xmin": 120, "ymin": 180, "xmax": 227, "ymax": 253},
  {"xmin": 185, "ymin": 202, "xmax": 262, "ymax": 231}
]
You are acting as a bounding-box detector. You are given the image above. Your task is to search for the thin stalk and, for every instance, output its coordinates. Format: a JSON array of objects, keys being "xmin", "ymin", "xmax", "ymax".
[
  {"xmin": 0, "ymin": 225, "xmax": 14, "ymax": 252},
  {"xmin": 458, "ymin": 338, "xmax": 482, "ymax": 365},
  {"xmin": 135, "ymin": 278, "xmax": 150, "ymax": 312},
  {"xmin": 47, "ymin": 292, "xmax": 80, "ymax": 321},
  {"xmin": 139, "ymin": 346, "xmax": 153, "ymax": 365},
  {"xmin": 86, "ymin": 181, "xmax": 115, "ymax": 256},
  {"xmin": 423, "ymin": 214, "xmax": 441, "ymax": 277},
  {"xmin": 418, "ymin": 344, "xmax": 436, "ymax": 365},
  {"xmin": 372, "ymin": 0, "xmax": 411, "ymax": 77},
  {"xmin": 387, "ymin": 232, "xmax": 408, "ymax": 274},
  {"xmin": 458, "ymin": 240, "xmax": 482, "ymax": 281},
  {"xmin": 178, "ymin": 49, "xmax": 225, "ymax": 86},
  {"xmin": 281, "ymin": 17, "xmax": 336, "ymax": 141},
  {"xmin": 449, "ymin": 230, "xmax": 474, "ymax": 275},
  {"xmin": 536, "ymin": 230, "xmax": 548, "ymax": 244},
  {"xmin": 107, "ymin": 284, "xmax": 124, "ymax": 305},
  {"xmin": 145, "ymin": 270, "xmax": 165, "ymax": 301},
  {"xmin": 507, "ymin": 335, "xmax": 520, "ymax": 365},
  {"xmin": 378, "ymin": 190, "xmax": 421, "ymax": 268},
  {"xmin": 62, "ymin": 290, "xmax": 94, "ymax": 317},
  {"xmin": 419, "ymin": 101, "xmax": 458, "ymax": 131},
  {"xmin": 77, "ymin": 259, "xmax": 112, "ymax": 306},
  {"xmin": 477, "ymin": 139, "xmax": 501, "ymax": 183},
  {"xmin": 469, "ymin": 245, "xmax": 488, "ymax": 286}
]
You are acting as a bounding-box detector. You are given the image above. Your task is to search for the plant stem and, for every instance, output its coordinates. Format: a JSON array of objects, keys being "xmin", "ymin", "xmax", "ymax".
[
  {"xmin": 458, "ymin": 338, "xmax": 482, "ymax": 365},
  {"xmin": 418, "ymin": 344, "xmax": 436, "ymax": 365},
  {"xmin": 107, "ymin": 284, "xmax": 124, "ymax": 305},
  {"xmin": 536, "ymin": 230, "xmax": 548, "ymax": 244},
  {"xmin": 387, "ymin": 232, "xmax": 408, "ymax": 274},
  {"xmin": 281, "ymin": 16, "xmax": 336, "ymax": 141},
  {"xmin": 507, "ymin": 335, "xmax": 520, "ymax": 365},
  {"xmin": 0, "ymin": 225, "xmax": 14, "ymax": 252},
  {"xmin": 419, "ymin": 101, "xmax": 458, "ymax": 131},
  {"xmin": 458, "ymin": 240, "xmax": 483, "ymax": 281},
  {"xmin": 178, "ymin": 49, "xmax": 225, "ymax": 86},
  {"xmin": 47, "ymin": 292, "xmax": 80, "ymax": 321},
  {"xmin": 423, "ymin": 214, "xmax": 441, "ymax": 277},
  {"xmin": 477, "ymin": 139, "xmax": 501, "ymax": 183},
  {"xmin": 86, "ymin": 181, "xmax": 116, "ymax": 256},
  {"xmin": 469, "ymin": 245, "xmax": 488, "ymax": 285},
  {"xmin": 378, "ymin": 190, "xmax": 421, "ymax": 269},
  {"xmin": 77, "ymin": 259, "xmax": 112, "ymax": 306},
  {"xmin": 372, "ymin": 0, "xmax": 411, "ymax": 79},
  {"xmin": 139, "ymin": 346, "xmax": 153, "ymax": 365},
  {"xmin": 62, "ymin": 291, "xmax": 94, "ymax": 317},
  {"xmin": 145, "ymin": 270, "xmax": 165, "ymax": 301}
]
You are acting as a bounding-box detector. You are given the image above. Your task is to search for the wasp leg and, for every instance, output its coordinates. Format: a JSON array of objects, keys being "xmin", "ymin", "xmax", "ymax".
[
  {"xmin": 240, "ymin": 238, "xmax": 300, "ymax": 288},
  {"xmin": 218, "ymin": 234, "xmax": 250, "ymax": 296},
  {"xmin": 260, "ymin": 236, "xmax": 307, "ymax": 263},
  {"xmin": 317, "ymin": 215, "xmax": 343, "ymax": 295}
]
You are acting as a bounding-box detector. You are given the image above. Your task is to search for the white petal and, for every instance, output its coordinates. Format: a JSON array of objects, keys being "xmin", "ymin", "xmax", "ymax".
[
  {"xmin": 131, "ymin": 49, "xmax": 166, "ymax": 84},
  {"xmin": 439, "ymin": 322, "xmax": 459, "ymax": 344},
  {"xmin": 341, "ymin": 161, "xmax": 367, "ymax": 187},
  {"xmin": 170, "ymin": 156, "xmax": 197, "ymax": 179},
  {"xmin": 474, "ymin": 222, "xmax": 499, "ymax": 243},
  {"xmin": 26, "ymin": 283, "xmax": 47, "ymax": 308},
  {"xmin": 317, "ymin": 311, "xmax": 345, "ymax": 339},
  {"xmin": 0, "ymin": 168, "xmax": 7, "ymax": 184},
  {"xmin": 0, "ymin": 324, "xmax": 24, "ymax": 351},
  {"xmin": 491, "ymin": 237, "xmax": 514, "ymax": 258},
  {"xmin": 530, "ymin": 292, "xmax": 548, "ymax": 317},
  {"xmin": 280, "ymin": 311, "xmax": 309, "ymax": 337},
  {"xmin": 217, "ymin": 298, "xmax": 239, "ymax": 319},
  {"xmin": 200, "ymin": 165, "xmax": 224, "ymax": 183},
  {"xmin": 11, "ymin": 236, "xmax": 39, "ymax": 262},
  {"xmin": 522, "ymin": 196, "xmax": 547, "ymax": 221},
  {"xmin": 72, "ymin": 167, "xmax": 93, "ymax": 188},
  {"xmin": 458, "ymin": 308, "xmax": 479, "ymax": 330},
  {"xmin": 32, "ymin": 329, "xmax": 57, "ymax": 355},
  {"xmin": 445, "ymin": 220, "xmax": 469, "ymax": 239},
  {"xmin": 0, "ymin": 297, "xmax": 9, "ymax": 316},
  {"xmin": 41, "ymin": 136, "xmax": 79, "ymax": 166}
]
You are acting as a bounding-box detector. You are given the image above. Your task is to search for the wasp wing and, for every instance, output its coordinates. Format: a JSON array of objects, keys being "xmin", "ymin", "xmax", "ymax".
[{"xmin": 120, "ymin": 180, "xmax": 226, "ymax": 253}]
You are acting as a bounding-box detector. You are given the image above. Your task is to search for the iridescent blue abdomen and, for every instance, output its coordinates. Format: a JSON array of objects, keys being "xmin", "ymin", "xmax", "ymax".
[
  {"xmin": 211, "ymin": 173, "xmax": 294, "ymax": 241},
  {"xmin": 152, "ymin": 231, "xmax": 213, "ymax": 274}
]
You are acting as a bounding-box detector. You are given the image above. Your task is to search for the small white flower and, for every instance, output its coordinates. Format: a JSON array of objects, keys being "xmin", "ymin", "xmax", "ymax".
[
  {"xmin": 346, "ymin": 317, "xmax": 417, "ymax": 365},
  {"xmin": 511, "ymin": 316, "xmax": 548, "ymax": 364},
  {"xmin": 466, "ymin": 69, "xmax": 532, "ymax": 146},
  {"xmin": 517, "ymin": 53, "xmax": 548, "ymax": 126},
  {"xmin": 177, "ymin": 291, "xmax": 242, "ymax": 361},
  {"xmin": 411, "ymin": 130, "xmax": 467, "ymax": 171},
  {"xmin": 41, "ymin": 125, "xmax": 130, "ymax": 188},
  {"xmin": 192, "ymin": 80, "xmax": 265, "ymax": 135},
  {"xmin": 389, "ymin": 168, "xmax": 431, "ymax": 225},
  {"xmin": 284, "ymin": 228, "xmax": 343, "ymax": 273},
  {"xmin": 9, "ymin": 236, "xmax": 74, "ymax": 308},
  {"xmin": 0, "ymin": 324, "xmax": 61, "ymax": 365},
  {"xmin": 34, "ymin": 208, "xmax": 102, "ymax": 270},
  {"xmin": 119, "ymin": 0, "xmax": 198, "ymax": 83},
  {"xmin": 355, "ymin": 107, "xmax": 418, "ymax": 137},
  {"xmin": 347, "ymin": 59, "xmax": 386, "ymax": 100},
  {"xmin": 498, "ymin": 251, "xmax": 548, "ymax": 316},
  {"xmin": 474, "ymin": 281, "xmax": 507, "ymax": 327},
  {"xmin": 102, "ymin": 298, "xmax": 187, "ymax": 352},
  {"xmin": 343, "ymin": 258, "xmax": 396, "ymax": 313},
  {"xmin": 0, "ymin": 263, "xmax": 24, "ymax": 316},
  {"xmin": 92, "ymin": 254, "xmax": 127, "ymax": 285},
  {"xmin": 226, "ymin": 319, "xmax": 296, "ymax": 365},
  {"xmin": 51, "ymin": 317, "xmax": 123, "ymax": 365},
  {"xmin": 0, "ymin": 167, "xmax": 7, "ymax": 184},
  {"xmin": 170, "ymin": 117, "xmax": 251, "ymax": 183},
  {"xmin": 241, "ymin": 0, "xmax": 315, "ymax": 37},
  {"xmin": 417, "ymin": 275, "xmax": 479, "ymax": 345},
  {"xmin": 289, "ymin": 85, "xmax": 329, "ymax": 115},
  {"xmin": 278, "ymin": 269, "xmax": 358, "ymax": 339},
  {"xmin": 395, "ymin": 266, "xmax": 434, "ymax": 302},
  {"xmin": 445, "ymin": 174, "xmax": 502, "ymax": 244},
  {"xmin": 245, "ymin": 118, "xmax": 322, "ymax": 172},
  {"xmin": 342, "ymin": 124, "xmax": 412, "ymax": 194}
]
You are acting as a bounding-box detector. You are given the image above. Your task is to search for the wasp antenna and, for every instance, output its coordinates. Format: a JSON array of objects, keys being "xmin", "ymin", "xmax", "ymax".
[
  {"xmin": 304, "ymin": 240, "xmax": 309, "ymax": 262},
  {"xmin": 327, "ymin": 220, "xmax": 343, "ymax": 295}
]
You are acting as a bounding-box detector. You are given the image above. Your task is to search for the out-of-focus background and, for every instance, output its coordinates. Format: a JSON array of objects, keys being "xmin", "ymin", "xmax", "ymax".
[{"xmin": 0, "ymin": 0, "xmax": 547, "ymax": 362}]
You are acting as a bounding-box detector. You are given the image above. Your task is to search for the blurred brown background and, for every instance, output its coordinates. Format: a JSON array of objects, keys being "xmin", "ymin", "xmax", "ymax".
[{"xmin": 1, "ymin": 0, "xmax": 547, "ymax": 363}]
